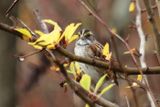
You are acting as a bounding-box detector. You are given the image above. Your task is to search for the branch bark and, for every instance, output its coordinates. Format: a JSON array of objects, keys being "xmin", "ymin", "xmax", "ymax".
[
  {"xmin": 56, "ymin": 46, "xmax": 160, "ymax": 75},
  {"xmin": 136, "ymin": 1, "xmax": 158, "ymax": 106},
  {"xmin": 143, "ymin": 0, "xmax": 160, "ymax": 64},
  {"xmin": 1, "ymin": 22, "xmax": 160, "ymax": 75}
]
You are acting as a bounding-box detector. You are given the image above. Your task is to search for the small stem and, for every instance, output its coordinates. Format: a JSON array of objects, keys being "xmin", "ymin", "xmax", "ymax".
[
  {"xmin": 5, "ymin": 0, "xmax": 20, "ymax": 17},
  {"xmin": 125, "ymin": 96, "xmax": 130, "ymax": 107},
  {"xmin": 15, "ymin": 50, "xmax": 43, "ymax": 59}
]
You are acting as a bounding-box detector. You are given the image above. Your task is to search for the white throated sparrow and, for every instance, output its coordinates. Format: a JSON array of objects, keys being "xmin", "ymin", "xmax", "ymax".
[
  {"xmin": 74, "ymin": 29, "xmax": 105, "ymax": 83},
  {"xmin": 74, "ymin": 29, "xmax": 118, "ymax": 104}
]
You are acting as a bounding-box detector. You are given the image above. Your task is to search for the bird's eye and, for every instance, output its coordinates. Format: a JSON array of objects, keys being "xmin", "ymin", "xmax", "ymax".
[
  {"xmin": 84, "ymin": 31, "xmax": 93, "ymax": 37},
  {"xmin": 78, "ymin": 29, "xmax": 93, "ymax": 39}
]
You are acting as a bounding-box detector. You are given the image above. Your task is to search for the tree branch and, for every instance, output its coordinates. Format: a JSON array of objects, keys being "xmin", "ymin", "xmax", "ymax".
[
  {"xmin": 5, "ymin": 0, "xmax": 20, "ymax": 17},
  {"xmin": 47, "ymin": 49, "xmax": 119, "ymax": 107},
  {"xmin": 136, "ymin": 1, "xmax": 158, "ymax": 106},
  {"xmin": 1, "ymin": 22, "xmax": 160, "ymax": 76},
  {"xmin": 0, "ymin": 23, "xmax": 22, "ymax": 37},
  {"xmin": 56, "ymin": 46, "xmax": 160, "ymax": 75}
]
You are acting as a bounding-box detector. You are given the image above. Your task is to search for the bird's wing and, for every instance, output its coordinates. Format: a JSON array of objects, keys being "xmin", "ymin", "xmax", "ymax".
[{"xmin": 88, "ymin": 40, "xmax": 104, "ymax": 59}]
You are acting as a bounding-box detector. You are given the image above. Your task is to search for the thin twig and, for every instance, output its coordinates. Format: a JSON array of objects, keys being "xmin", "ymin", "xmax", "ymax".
[
  {"xmin": 33, "ymin": 10, "xmax": 49, "ymax": 33},
  {"xmin": 125, "ymin": 96, "xmax": 130, "ymax": 107},
  {"xmin": 15, "ymin": 50, "xmax": 43, "ymax": 60},
  {"xmin": 16, "ymin": 18, "xmax": 37, "ymax": 38},
  {"xmin": 110, "ymin": 36, "xmax": 123, "ymax": 85},
  {"xmin": 5, "ymin": 0, "xmax": 20, "ymax": 17},
  {"xmin": 141, "ymin": 4, "xmax": 157, "ymax": 13}
]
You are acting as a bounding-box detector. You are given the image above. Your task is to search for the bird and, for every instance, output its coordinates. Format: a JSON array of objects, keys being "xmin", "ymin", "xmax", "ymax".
[
  {"xmin": 74, "ymin": 29, "xmax": 118, "ymax": 106},
  {"xmin": 74, "ymin": 29, "xmax": 104, "ymax": 83}
]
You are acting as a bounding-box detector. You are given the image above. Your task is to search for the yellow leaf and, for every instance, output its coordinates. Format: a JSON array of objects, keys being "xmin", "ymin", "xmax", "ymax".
[
  {"xmin": 15, "ymin": 28, "xmax": 32, "ymax": 41},
  {"xmin": 68, "ymin": 34, "xmax": 79, "ymax": 44},
  {"xmin": 68, "ymin": 62, "xmax": 82, "ymax": 80},
  {"xmin": 47, "ymin": 44, "xmax": 56, "ymax": 49},
  {"xmin": 85, "ymin": 104, "xmax": 90, "ymax": 107},
  {"xmin": 69, "ymin": 62, "xmax": 76, "ymax": 75},
  {"xmin": 42, "ymin": 19, "xmax": 62, "ymax": 32},
  {"xmin": 102, "ymin": 43, "xmax": 112, "ymax": 60},
  {"xmin": 137, "ymin": 74, "xmax": 142, "ymax": 81},
  {"xmin": 50, "ymin": 66, "xmax": 60, "ymax": 72},
  {"xmin": 105, "ymin": 53, "xmax": 112, "ymax": 60},
  {"xmin": 16, "ymin": 19, "xmax": 81, "ymax": 49},
  {"xmin": 74, "ymin": 62, "xmax": 81, "ymax": 75},
  {"xmin": 60, "ymin": 23, "xmax": 81, "ymax": 44},
  {"xmin": 102, "ymin": 43, "xmax": 109, "ymax": 56},
  {"xmin": 129, "ymin": 2, "xmax": 135, "ymax": 12},
  {"xmin": 28, "ymin": 43, "xmax": 43, "ymax": 50},
  {"xmin": 64, "ymin": 63, "xmax": 69, "ymax": 67},
  {"xmin": 111, "ymin": 28, "xmax": 117, "ymax": 34},
  {"xmin": 28, "ymin": 20, "xmax": 62, "ymax": 49}
]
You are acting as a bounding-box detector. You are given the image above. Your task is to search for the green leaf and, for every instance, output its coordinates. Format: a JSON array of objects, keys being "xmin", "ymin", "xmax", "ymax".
[
  {"xmin": 99, "ymin": 84, "xmax": 115, "ymax": 96},
  {"xmin": 80, "ymin": 74, "xmax": 91, "ymax": 91},
  {"xmin": 94, "ymin": 74, "xmax": 108, "ymax": 93}
]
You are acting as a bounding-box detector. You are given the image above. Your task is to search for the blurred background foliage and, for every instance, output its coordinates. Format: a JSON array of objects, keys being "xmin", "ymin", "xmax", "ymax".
[{"xmin": 0, "ymin": 0, "xmax": 160, "ymax": 107}]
